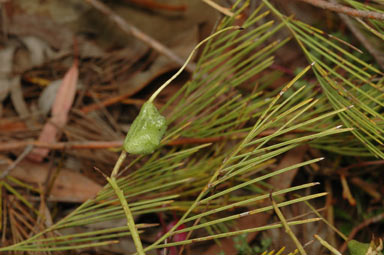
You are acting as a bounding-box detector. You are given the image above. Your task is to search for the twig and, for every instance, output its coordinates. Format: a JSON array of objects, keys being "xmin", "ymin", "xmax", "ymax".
[
  {"xmin": 338, "ymin": 159, "xmax": 384, "ymax": 174},
  {"xmin": 0, "ymin": 129, "xmax": 308, "ymax": 151},
  {"xmin": 340, "ymin": 174, "xmax": 356, "ymax": 206},
  {"xmin": 107, "ymin": 151, "xmax": 145, "ymax": 255},
  {"xmin": 350, "ymin": 177, "xmax": 382, "ymax": 201},
  {"xmin": 296, "ymin": 0, "xmax": 384, "ymax": 20},
  {"xmin": 0, "ymin": 138, "xmax": 231, "ymax": 151},
  {"xmin": 0, "ymin": 140, "xmax": 123, "ymax": 151},
  {"xmin": 202, "ymin": 0, "xmax": 234, "ymax": 17},
  {"xmin": 332, "ymin": 0, "xmax": 384, "ymax": 69},
  {"xmin": 270, "ymin": 193, "xmax": 307, "ymax": 255},
  {"xmin": 89, "ymin": 91, "xmax": 122, "ymax": 134},
  {"xmin": 83, "ymin": 0, "xmax": 195, "ymax": 72},
  {"xmin": 127, "ymin": 0, "xmax": 186, "ymax": 12},
  {"xmin": 80, "ymin": 96, "xmax": 147, "ymax": 114},
  {"xmin": 0, "ymin": 144, "xmax": 33, "ymax": 179}
]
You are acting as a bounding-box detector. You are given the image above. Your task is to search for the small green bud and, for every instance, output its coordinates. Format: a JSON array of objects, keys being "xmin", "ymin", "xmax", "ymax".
[{"xmin": 123, "ymin": 102, "xmax": 167, "ymax": 154}]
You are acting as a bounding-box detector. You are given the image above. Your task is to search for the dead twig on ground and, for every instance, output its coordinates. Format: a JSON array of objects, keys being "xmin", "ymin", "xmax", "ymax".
[
  {"xmin": 0, "ymin": 144, "xmax": 34, "ymax": 179},
  {"xmin": 0, "ymin": 129, "xmax": 308, "ymax": 151},
  {"xmin": 0, "ymin": 137, "xmax": 230, "ymax": 151},
  {"xmin": 83, "ymin": 0, "xmax": 196, "ymax": 72},
  {"xmin": 334, "ymin": 6, "xmax": 384, "ymax": 69},
  {"xmin": 80, "ymin": 96, "xmax": 147, "ymax": 114},
  {"xmin": 296, "ymin": 0, "xmax": 384, "ymax": 20},
  {"xmin": 202, "ymin": 0, "xmax": 234, "ymax": 17},
  {"xmin": 0, "ymin": 140, "xmax": 123, "ymax": 151},
  {"xmin": 338, "ymin": 159, "xmax": 384, "ymax": 173},
  {"xmin": 127, "ymin": 0, "xmax": 186, "ymax": 12}
]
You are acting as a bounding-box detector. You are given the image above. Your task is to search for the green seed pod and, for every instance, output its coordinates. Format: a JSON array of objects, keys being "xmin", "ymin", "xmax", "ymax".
[
  {"xmin": 123, "ymin": 102, "xmax": 166, "ymax": 154},
  {"xmin": 348, "ymin": 240, "xmax": 370, "ymax": 255},
  {"xmin": 348, "ymin": 239, "xmax": 383, "ymax": 255}
]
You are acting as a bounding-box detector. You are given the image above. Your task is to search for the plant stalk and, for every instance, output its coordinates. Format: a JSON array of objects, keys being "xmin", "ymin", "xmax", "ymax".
[
  {"xmin": 109, "ymin": 150, "xmax": 145, "ymax": 255},
  {"xmin": 111, "ymin": 151, "xmax": 127, "ymax": 177},
  {"xmin": 270, "ymin": 193, "xmax": 307, "ymax": 255}
]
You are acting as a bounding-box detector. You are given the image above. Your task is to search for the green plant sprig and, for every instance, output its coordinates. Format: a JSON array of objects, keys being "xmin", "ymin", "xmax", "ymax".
[
  {"xmin": 106, "ymin": 25, "xmax": 244, "ymax": 255},
  {"xmin": 2, "ymin": 1, "xmax": 373, "ymax": 253},
  {"xmin": 263, "ymin": 0, "xmax": 384, "ymax": 158}
]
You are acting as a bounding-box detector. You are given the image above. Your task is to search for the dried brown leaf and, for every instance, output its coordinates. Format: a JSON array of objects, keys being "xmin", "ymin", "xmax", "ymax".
[{"xmin": 29, "ymin": 62, "xmax": 78, "ymax": 162}]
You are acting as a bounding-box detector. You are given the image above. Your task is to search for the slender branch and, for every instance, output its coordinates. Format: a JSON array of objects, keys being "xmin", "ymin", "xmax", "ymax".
[
  {"xmin": 202, "ymin": 0, "xmax": 234, "ymax": 17},
  {"xmin": 0, "ymin": 140, "xmax": 123, "ymax": 151},
  {"xmin": 350, "ymin": 177, "xmax": 382, "ymax": 201},
  {"xmin": 0, "ymin": 129, "xmax": 308, "ymax": 152},
  {"xmin": 338, "ymin": 159, "xmax": 384, "ymax": 173},
  {"xmin": 0, "ymin": 144, "xmax": 33, "ymax": 179},
  {"xmin": 332, "ymin": 4, "xmax": 384, "ymax": 70},
  {"xmin": 0, "ymin": 137, "xmax": 232, "ymax": 151},
  {"xmin": 296, "ymin": 0, "xmax": 384, "ymax": 20},
  {"xmin": 340, "ymin": 174, "xmax": 356, "ymax": 206},
  {"xmin": 83, "ymin": 0, "xmax": 195, "ymax": 72},
  {"xmin": 80, "ymin": 97, "xmax": 147, "ymax": 114},
  {"xmin": 127, "ymin": 0, "xmax": 186, "ymax": 12}
]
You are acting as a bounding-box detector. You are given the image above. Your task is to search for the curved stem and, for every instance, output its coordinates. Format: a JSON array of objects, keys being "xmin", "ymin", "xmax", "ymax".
[{"xmin": 148, "ymin": 25, "xmax": 242, "ymax": 103}]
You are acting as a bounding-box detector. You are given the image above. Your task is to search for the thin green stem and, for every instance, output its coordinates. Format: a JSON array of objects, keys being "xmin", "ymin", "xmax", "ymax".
[
  {"xmin": 314, "ymin": 234, "xmax": 342, "ymax": 255},
  {"xmin": 107, "ymin": 177, "xmax": 145, "ymax": 255},
  {"xmin": 148, "ymin": 26, "xmax": 242, "ymax": 103},
  {"xmin": 109, "ymin": 150, "xmax": 144, "ymax": 254},
  {"xmin": 111, "ymin": 151, "xmax": 127, "ymax": 177},
  {"xmin": 270, "ymin": 194, "xmax": 307, "ymax": 255}
]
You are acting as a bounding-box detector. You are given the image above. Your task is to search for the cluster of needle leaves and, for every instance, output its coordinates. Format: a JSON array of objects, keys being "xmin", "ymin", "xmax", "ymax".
[{"xmin": 1, "ymin": 0, "xmax": 383, "ymax": 254}]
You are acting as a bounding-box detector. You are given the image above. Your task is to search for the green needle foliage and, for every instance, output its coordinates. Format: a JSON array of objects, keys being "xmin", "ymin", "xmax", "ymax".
[
  {"xmin": 263, "ymin": 0, "xmax": 384, "ymax": 158},
  {"xmin": 342, "ymin": 0, "xmax": 384, "ymax": 39},
  {"xmin": 2, "ymin": 0, "xmax": 383, "ymax": 254}
]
